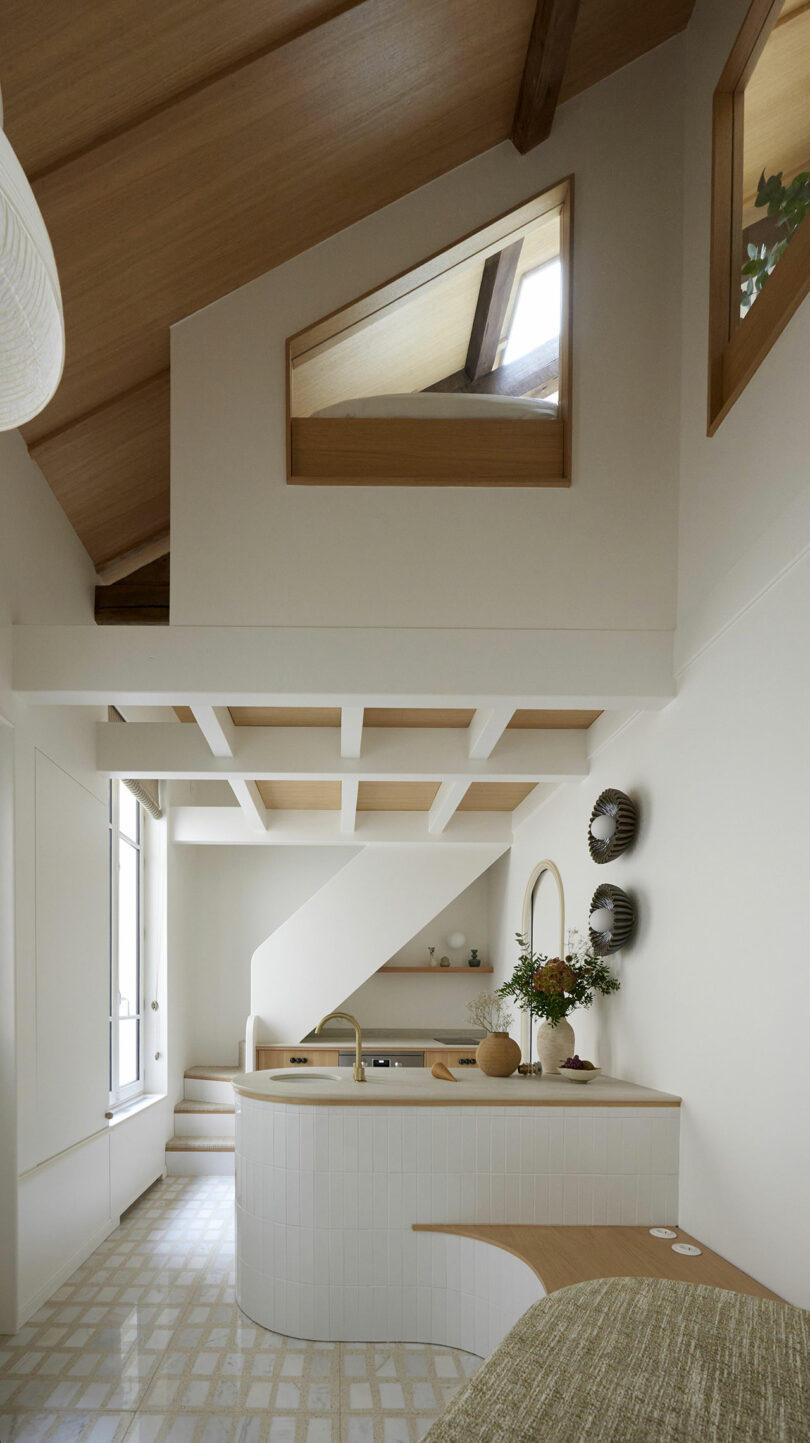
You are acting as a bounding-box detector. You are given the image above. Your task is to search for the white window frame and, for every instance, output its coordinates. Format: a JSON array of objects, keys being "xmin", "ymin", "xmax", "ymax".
[{"xmin": 109, "ymin": 780, "xmax": 145, "ymax": 1108}]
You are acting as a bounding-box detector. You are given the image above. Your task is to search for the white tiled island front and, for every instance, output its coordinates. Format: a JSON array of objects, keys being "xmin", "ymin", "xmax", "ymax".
[{"xmin": 232, "ymin": 1068, "xmax": 680, "ymax": 1350}]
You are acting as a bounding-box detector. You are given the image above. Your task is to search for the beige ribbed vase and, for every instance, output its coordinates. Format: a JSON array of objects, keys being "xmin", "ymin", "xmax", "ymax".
[
  {"xmin": 476, "ymin": 1031, "xmax": 521, "ymax": 1077},
  {"xmin": 536, "ymin": 1017, "xmax": 575, "ymax": 1075}
]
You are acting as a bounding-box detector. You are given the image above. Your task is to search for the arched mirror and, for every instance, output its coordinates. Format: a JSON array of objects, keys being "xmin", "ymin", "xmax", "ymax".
[{"xmin": 519, "ymin": 860, "xmax": 565, "ymax": 1061}]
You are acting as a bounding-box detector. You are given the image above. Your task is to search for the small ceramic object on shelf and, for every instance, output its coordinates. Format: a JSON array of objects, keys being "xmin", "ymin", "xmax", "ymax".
[
  {"xmin": 557, "ymin": 1055, "xmax": 602, "ymax": 1083},
  {"xmin": 439, "ymin": 955, "xmax": 451, "ymax": 968},
  {"xmin": 476, "ymin": 1031, "xmax": 521, "ymax": 1077},
  {"xmin": 427, "ymin": 946, "xmax": 439, "ymax": 969},
  {"xmin": 468, "ymin": 948, "xmax": 481, "ymax": 968},
  {"xmin": 431, "ymin": 1061, "xmax": 458, "ymax": 1082}
]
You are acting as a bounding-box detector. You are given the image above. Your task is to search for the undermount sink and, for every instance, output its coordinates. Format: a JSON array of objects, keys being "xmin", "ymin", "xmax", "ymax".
[{"xmin": 267, "ymin": 1071, "xmax": 341, "ymax": 1083}]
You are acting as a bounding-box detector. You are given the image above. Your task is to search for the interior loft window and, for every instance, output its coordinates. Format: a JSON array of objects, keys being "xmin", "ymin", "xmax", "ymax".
[
  {"xmin": 502, "ymin": 259, "xmax": 562, "ymax": 366},
  {"xmin": 109, "ymin": 780, "xmax": 144, "ymax": 1107},
  {"xmin": 708, "ymin": 0, "xmax": 810, "ymax": 431},
  {"xmin": 286, "ymin": 176, "xmax": 573, "ymax": 485}
]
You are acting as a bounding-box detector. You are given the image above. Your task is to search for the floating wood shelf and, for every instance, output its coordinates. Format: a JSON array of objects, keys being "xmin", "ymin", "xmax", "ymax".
[{"xmin": 378, "ymin": 966, "xmax": 494, "ymax": 974}]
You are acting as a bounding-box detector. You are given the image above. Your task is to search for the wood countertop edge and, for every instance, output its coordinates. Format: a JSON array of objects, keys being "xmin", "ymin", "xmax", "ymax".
[
  {"xmin": 233, "ymin": 1088, "xmax": 681, "ymax": 1107},
  {"xmin": 411, "ymin": 1223, "xmax": 782, "ymax": 1303}
]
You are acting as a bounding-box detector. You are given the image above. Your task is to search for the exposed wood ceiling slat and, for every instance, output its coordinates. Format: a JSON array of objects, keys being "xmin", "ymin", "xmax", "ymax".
[
  {"xmin": 256, "ymin": 780, "xmax": 341, "ymax": 809},
  {"xmin": 458, "ymin": 782, "xmax": 537, "ymax": 811},
  {"xmin": 357, "ymin": 781, "xmax": 441, "ymax": 811},
  {"xmin": 426, "ymin": 336, "xmax": 559, "ymax": 397},
  {"xmin": 230, "ymin": 707, "xmax": 342, "ymax": 727},
  {"xmin": 508, "ymin": 708, "xmax": 602, "ymax": 728},
  {"xmin": 513, "ymin": 0, "xmax": 582, "ymax": 155},
  {"xmin": 362, "ymin": 709, "xmax": 476, "ymax": 728}
]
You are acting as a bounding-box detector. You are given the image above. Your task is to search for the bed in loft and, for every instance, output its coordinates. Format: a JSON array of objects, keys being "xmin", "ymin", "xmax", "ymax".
[{"xmin": 288, "ymin": 390, "xmax": 567, "ymax": 486}]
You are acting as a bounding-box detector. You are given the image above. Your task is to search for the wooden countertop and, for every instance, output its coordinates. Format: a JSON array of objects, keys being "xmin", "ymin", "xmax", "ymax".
[
  {"xmin": 412, "ymin": 1223, "xmax": 781, "ymax": 1301},
  {"xmin": 232, "ymin": 1067, "xmax": 681, "ymax": 1107}
]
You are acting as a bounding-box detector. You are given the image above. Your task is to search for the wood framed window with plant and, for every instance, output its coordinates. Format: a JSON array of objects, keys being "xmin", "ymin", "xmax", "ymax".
[{"xmin": 708, "ymin": 0, "xmax": 810, "ymax": 434}]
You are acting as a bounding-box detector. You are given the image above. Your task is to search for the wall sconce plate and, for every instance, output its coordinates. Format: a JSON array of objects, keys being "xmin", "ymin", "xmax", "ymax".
[
  {"xmin": 588, "ymin": 788, "xmax": 637, "ymax": 863},
  {"xmin": 588, "ymin": 883, "xmax": 636, "ymax": 955}
]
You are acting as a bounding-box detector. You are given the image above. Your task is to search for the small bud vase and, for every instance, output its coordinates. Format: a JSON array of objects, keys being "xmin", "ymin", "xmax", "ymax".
[
  {"xmin": 536, "ymin": 1017, "xmax": 575, "ymax": 1075},
  {"xmin": 476, "ymin": 1031, "xmax": 521, "ymax": 1077}
]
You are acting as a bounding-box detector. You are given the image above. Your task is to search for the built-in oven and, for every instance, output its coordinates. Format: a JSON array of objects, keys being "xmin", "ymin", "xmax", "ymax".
[{"xmin": 338, "ymin": 1050, "xmax": 424, "ymax": 1068}]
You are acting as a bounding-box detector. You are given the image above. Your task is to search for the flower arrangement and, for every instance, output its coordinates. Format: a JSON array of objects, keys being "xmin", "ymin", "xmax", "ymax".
[
  {"xmin": 466, "ymin": 992, "xmax": 514, "ymax": 1034},
  {"xmin": 497, "ymin": 930, "xmax": 619, "ymax": 1028}
]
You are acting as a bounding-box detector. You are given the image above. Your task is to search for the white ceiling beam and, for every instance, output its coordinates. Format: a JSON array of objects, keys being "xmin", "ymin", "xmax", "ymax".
[
  {"xmin": 510, "ymin": 783, "xmax": 556, "ymax": 831},
  {"xmin": 96, "ymin": 722, "xmax": 588, "ymax": 783},
  {"xmin": 191, "ymin": 704, "xmax": 236, "ymax": 758},
  {"xmin": 428, "ymin": 781, "xmax": 469, "ymax": 836},
  {"xmin": 13, "ymin": 625, "xmax": 676, "ymax": 709},
  {"xmin": 467, "ymin": 706, "xmax": 514, "ymax": 759},
  {"xmin": 228, "ymin": 779, "xmax": 269, "ymax": 832},
  {"xmin": 340, "ymin": 779, "xmax": 359, "ymax": 834},
  {"xmin": 340, "ymin": 706, "xmax": 364, "ymax": 759},
  {"xmin": 173, "ymin": 807, "xmax": 512, "ymax": 847}
]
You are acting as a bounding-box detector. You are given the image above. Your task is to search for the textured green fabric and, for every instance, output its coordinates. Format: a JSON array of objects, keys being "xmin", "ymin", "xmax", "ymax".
[{"xmin": 422, "ymin": 1278, "xmax": 810, "ymax": 1443}]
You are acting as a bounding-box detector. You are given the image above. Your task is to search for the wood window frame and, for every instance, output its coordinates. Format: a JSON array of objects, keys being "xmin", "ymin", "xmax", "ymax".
[
  {"xmin": 708, "ymin": 0, "xmax": 810, "ymax": 434},
  {"xmin": 286, "ymin": 177, "xmax": 574, "ymax": 486}
]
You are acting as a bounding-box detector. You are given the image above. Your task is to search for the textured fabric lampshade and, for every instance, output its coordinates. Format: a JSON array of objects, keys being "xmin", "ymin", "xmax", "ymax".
[{"xmin": 0, "ymin": 97, "xmax": 64, "ymax": 429}]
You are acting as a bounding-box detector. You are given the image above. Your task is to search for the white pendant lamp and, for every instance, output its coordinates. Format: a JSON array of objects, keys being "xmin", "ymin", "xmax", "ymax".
[{"xmin": 0, "ymin": 85, "xmax": 64, "ymax": 429}]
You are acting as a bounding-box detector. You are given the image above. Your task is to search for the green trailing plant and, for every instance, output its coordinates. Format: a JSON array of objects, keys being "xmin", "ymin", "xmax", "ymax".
[
  {"xmin": 498, "ymin": 930, "xmax": 619, "ymax": 1028},
  {"xmin": 741, "ymin": 168, "xmax": 810, "ymax": 315}
]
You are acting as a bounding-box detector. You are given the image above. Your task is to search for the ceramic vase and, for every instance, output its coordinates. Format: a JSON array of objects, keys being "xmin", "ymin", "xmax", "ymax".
[
  {"xmin": 536, "ymin": 1017, "xmax": 575, "ymax": 1075},
  {"xmin": 476, "ymin": 1031, "xmax": 521, "ymax": 1078}
]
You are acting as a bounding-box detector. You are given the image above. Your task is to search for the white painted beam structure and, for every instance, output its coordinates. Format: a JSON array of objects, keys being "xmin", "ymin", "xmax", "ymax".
[
  {"xmin": 173, "ymin": 808, "xmax": 513, "ymax": 846},
  {"xmin": 228, "ymin": 780, "xmax": 269, "ymax": 832},
  {"xmin": 340, "ymin": 779, "xmax": 358, "ymax": 834},
  {"xmin": 340, "ymin": 707, "xmax": 364, "ymax": 759},
  {"xmin": 190, "ymin": 704, "xmax": 236, "ymax": 758},
  {"xmin": 13, "ymin": 625, "xmax": 676, "ymax": 709},
  {"xmin": 467, "ymin": 706, "xmax": 514, "ymax": 759},
  {"xmin": 95, "ymin": 722, "xmax": 588, "ymax": 783},
  {"xmin": 428, "ymin": 781, "xmax": 470, "ymax": 835}
]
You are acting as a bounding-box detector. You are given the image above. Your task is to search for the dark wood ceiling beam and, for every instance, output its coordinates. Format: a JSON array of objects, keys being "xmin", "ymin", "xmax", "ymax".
[
  {"xmin": 426, "ymin": 336, "xmax": 559, "ymax": 397},
  {"xmin": 94, "ymin": 556, "xmax": 170, "ymax": 626},
  {"xmin": 464, "ymin": 241, "xmax": 523, "ymax": 381},
  {"xmin": 512, "ymin": 0, "xmax": 582, "ymax": 154}
]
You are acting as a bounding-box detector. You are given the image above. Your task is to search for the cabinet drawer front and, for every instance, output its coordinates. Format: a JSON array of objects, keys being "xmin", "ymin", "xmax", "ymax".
[
  {"xmin": 424, "ymin": 1049, "xmax": 479, "ymax": 1069},
  {"xmin": 256, "ymin": 1048, "xmax": 339, "ymax": 1069}
]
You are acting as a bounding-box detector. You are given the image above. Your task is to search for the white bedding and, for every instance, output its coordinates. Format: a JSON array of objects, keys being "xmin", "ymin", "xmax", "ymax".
[{"xmin": 312, "ymin": 392, "xmax": 558, "ymax": 420}]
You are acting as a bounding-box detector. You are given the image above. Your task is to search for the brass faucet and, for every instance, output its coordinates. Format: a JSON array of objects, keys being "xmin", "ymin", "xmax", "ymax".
[{"xmin": 315, "ymin": 1010, "xmax": 366, "ymax": 1082}]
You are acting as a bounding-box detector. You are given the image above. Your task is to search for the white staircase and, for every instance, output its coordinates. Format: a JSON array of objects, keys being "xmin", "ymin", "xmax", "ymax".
[
  {"xmin": 165, "ymin": 1066, "xmax": 236, "ymax": 1175},
  {"xmin": 251, "ymin": 842, "xmax": 507, "ymax": 1042}
]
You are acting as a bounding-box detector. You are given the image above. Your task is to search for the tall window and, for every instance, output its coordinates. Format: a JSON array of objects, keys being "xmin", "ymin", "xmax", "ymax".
[{"xmin": 109, "ymin": 780, "xmax": 143, "ymax": 1106}]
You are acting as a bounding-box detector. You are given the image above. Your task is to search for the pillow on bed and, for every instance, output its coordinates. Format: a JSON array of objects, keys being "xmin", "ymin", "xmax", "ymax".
[{"xmin": 311, "ymin": 392, "xmax": 558, "ymax": 421}]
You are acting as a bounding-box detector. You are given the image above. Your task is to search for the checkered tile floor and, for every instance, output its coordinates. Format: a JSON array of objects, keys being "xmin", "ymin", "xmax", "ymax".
[{"xmin": 0, "ymin": 1177, "xmax": 480, "ymax": 1442}]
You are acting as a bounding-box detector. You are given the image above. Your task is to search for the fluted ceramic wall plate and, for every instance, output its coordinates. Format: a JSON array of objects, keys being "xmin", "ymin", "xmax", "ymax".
[
  {"xmin": 588, "ymin": 883, "xmax": 636, "ymax": 955},
  {"xmin": 588, "ymin": 788, "xmax": 638, "ymax": 863}
]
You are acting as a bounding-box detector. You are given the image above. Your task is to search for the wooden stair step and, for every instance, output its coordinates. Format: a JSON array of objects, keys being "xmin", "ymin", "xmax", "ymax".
[
  {"xmin": 184, "ymin": 1065, "xmax": 239, "ymax": 1081},
  {"xmin": 165, "ymin": 1136, "xmax": 235, "ymax": 1153},
  {"xmin": 175, "ymin": 1099, "xmax": 234, "ymax": 1114}
]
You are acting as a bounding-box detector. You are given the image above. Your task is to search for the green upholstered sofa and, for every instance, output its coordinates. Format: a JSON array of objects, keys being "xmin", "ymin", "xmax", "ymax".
[{"xmin": 422, "ymin": 1277, "xmax": 809, "ymax": 1443}]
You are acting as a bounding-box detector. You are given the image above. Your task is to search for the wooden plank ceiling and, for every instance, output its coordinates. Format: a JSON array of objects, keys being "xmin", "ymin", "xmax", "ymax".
[{"xmin": 1, "ymin": 0, "xmax": 695, "ymax": 570}]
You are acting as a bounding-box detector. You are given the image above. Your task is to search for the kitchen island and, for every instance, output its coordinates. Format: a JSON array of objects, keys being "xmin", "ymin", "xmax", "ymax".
[{"xmin": 233, "ymin": 1067, "xmax": 680, "ymax": 1349}]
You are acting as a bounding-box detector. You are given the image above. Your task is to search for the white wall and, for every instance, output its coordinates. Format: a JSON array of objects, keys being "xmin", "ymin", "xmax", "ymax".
[
  {"xmin": 0, "ymin": 432, "xmax": 172, "ymax": 1327},
  {"xmin": 171, "ymin": 38, "xmax": 683, "ymax": 632},
  {"xmin": 488, "ymin": 0, "xmax": 810, "ymax": 1308},
  {"xmin": 169, "ymin": 845, "xmax": 358, "ymax": 1062},
  {"xmin": 342, "ymin": 872, "xmax": 497, "ymax": 1030}
]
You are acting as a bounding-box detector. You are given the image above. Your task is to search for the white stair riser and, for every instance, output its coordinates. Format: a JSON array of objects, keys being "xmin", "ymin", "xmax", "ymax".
[
  {"xmin": 174, "ymin": 1111, "xmax": 235, "ymax": 1138},
  {"xmin": 166, "ymin": 1150, "xmax": 235, "ymax": 1177},
  {"xmin": 184, "ymin": 1078, "xmax": 236, "ymax": 1105}
]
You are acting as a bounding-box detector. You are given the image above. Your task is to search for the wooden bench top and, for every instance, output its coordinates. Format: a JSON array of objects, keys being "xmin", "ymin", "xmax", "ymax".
[{"xmin": 413, "ymin": 1223, "xmax": 781, "ymax": 1301}]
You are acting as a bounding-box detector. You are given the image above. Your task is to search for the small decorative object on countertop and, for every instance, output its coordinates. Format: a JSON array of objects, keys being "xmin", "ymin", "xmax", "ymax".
[
  {"xmin": 498, "ymin": 930, "xmax": 620, "ymax": 1074},
  {"xmin": 468, "ymin": 948, "xmax": 482, "ymax": 968},
  {"xmin": 427, "ymin": 945, "xmax": 439, "ymax": 968},
  {"xmin": 589, "ymin": 883, "xmax": 636, "ymax": 955},
  {"xmin": 439, "ymin": 955, "xmax": 451, "ymax": 967},
  {"xmin": 588, "ymin": 788, "xmax": 637, "ymax": 864},
  {"xmin": 431, "ymin": 1061, "xmax": 458, "ymax": 1082},
  {"xmin": 558, "ymin": 1055, "xmax": 602, "ymax": 1083},
  {"xmin": 466, "ymin": 993, "xmax": 521, "ymax": 1077}
]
